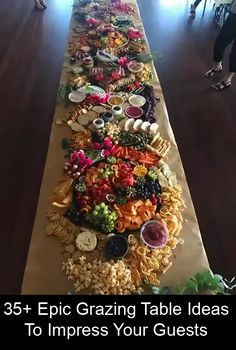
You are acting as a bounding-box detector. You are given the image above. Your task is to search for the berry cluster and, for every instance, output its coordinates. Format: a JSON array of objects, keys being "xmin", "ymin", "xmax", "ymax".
[{"xmin": 136, "ymin": 177, "xmax": 162, "ymax": 199}]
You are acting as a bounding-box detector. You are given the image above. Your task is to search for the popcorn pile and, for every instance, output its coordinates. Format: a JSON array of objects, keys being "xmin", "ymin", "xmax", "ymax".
[{"xmin": 63, "ymin": 256, "xmax": 143, "ymax": 295}]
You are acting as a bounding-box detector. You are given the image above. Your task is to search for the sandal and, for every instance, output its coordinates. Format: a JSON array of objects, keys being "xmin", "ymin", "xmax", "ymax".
[
  {"xmin": 39, "ymin": 0, "xmax": 47, "ymax": 8},
  {"xmin": 190, "ymin": 4, "xmax": 196, "ymax": 15},
  {"xmin": 205, "ymin": 67, "xmax": 222, "ymax": 78},
  {"xmin": 34, "ymin": 0, "xmax": 44, "ymax": 9},
  {"xmin": 211, "ymin": 80, "xmax": 231, "ymax": 91}
]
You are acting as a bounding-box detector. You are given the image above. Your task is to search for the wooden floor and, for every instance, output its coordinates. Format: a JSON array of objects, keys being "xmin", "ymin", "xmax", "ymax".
[{"xmin": 0, "ymin": 0, "xmax": 235, "ymax": 293}]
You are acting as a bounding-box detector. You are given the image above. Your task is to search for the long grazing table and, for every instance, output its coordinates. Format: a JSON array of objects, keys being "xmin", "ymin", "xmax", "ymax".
[{"xmin": 22, "ymin": 0, "xmax": 209, "ymax": 294}]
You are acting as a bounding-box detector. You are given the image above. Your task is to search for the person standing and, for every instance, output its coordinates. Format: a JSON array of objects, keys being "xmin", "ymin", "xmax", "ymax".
[
  {"xmin": 34, "ymin": 0, "xmax": 47, "ymax": 10},
  {"xmin": 205, "ymin": 0, "xmax": 236, "ymax": 90},
  {"xmin": 190, "ymin": 0, "xmax": 203, "ymax": 15}
]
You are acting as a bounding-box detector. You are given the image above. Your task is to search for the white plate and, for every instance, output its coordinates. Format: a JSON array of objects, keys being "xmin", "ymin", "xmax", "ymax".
[
  {"xmin": 108, "ymin": 95, "xmax": 125, "ymax": 106},
  {"xmin": 71, "ymin": 66, "xmax": 84, "ymax": 75},
  {"xmin": 78, "ymin": 85, "xmax": 105, "ymax": 95},
  {"xmin": 127, "ymin": 61, "xmax": 144, "ymax": 73},
  {"xmin": 96, "ymin": 50, "xmax": 118, "ymax": 63},
  {"xmin": 92, "ymin": 106, "xmax": 107, "ymax": 114},
  {"xmin": 68, "ymin": 91, "xmax": 86, "ymax": 103},
  {"xmin": 78, "ymin": 115, "xmax": 90, "ymax": 126},
  {"xmin": 116, "ymin": 15, "xmax": 129, "ymax": 22}
]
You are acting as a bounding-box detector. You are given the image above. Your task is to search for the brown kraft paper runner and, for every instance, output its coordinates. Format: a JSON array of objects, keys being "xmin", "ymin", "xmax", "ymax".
[{"xmin": 22, "ymin": 0, "xmax": 209, "ymax": 294}]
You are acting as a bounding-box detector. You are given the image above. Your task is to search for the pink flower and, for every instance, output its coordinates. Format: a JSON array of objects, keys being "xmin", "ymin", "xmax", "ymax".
[
  {"xmin": 85, "ymin": 158, "xmax": 93, "ymax": 166},
  {"xmin": 118, "ymin": 56, "xmax": 129, "ymax": 67},
  {"xmin": 70, "ymin": 150, "xmax": 80, "ymax": 163},
  {"xmin": 66, "ymin": 150, "xmax": 92, "ymax": 171},
  {"xmin": 77, "ymin": 151, "xmax": 86, "ymax": 161},
  {"xmin": 103, "ymin": 137, "xmax": 113, "ymax": 149},
  {"xmin": 128, "ymin": 28, "xmax": 142, "ymax": 40},
  {"xmin": 79, "ymin": 156, "xmax": 93, "ymax": 172},
  {"xmin": 101, "ymin": 149, "xmax": 111, "ymax": 157},
  {"xmin": 100, "ymin": 94, "xmax": 110, "ymax": 104},
  {"xmin": 86, "ymin": 93, "xmax": 110, "ymax": 105},
  {"xmin": 85, "ymin": 17, "xmax": 99, "ymax": 26},
  {"xmin": 113, "ymin": 3, "xmax": 134, "ymax": 14}
]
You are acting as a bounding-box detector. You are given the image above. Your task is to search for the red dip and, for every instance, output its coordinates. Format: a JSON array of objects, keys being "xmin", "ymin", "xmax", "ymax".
[{"xmin": 141, "ymin": 221, "xmax": 168, "ymax": 248}]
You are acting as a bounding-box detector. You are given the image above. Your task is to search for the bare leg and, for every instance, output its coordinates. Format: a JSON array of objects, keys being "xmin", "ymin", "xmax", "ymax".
[
  {"xmin": 223, "ymin": 72, "xmax": 235, "ymax": 84},
  {"xmin": 211, "ymin": 73, "xmax": 234, "ymax": 90},
  {"xmin": 212, "ymin": 37, "xmax": 236, "ymax": 90},
  {"xmin": 205, "ymin": 15, "xmax": 235, "ymax": 78}
]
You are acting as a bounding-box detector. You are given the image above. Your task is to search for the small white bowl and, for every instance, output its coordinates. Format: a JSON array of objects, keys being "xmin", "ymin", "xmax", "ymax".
[
  {"xmin": 93, "ymin": 118, "xmax": 104, "ymax": 129},
  {"xmin": 112, "ymin": 105, "xmax": 123, "ymax": 116},
  {"xmin": 129, "ymin": 94, "xmax": 146, "ymax": 107},
  {"xmin": 108, "ymin": 95, "xmax": 124, "ymax": 106},
  {"xmin": 68, "ymin": 91, "xmax": 86, "ymax": 103}
]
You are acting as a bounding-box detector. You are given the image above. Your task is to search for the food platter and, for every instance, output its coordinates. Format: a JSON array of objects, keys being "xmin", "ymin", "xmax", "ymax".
[{"xmin": 22, "ymin": 0, "xmax": 207, "ymax": 296}]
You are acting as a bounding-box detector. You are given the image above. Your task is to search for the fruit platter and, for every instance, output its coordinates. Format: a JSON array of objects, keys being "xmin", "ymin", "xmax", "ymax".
[
  {"xmin": 45, "ymin": 0, "xmax": 186, "ymax": 295},
  {"xmin": 100, "ymin": 26, "xmax": 129, "ymax": 51}
]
